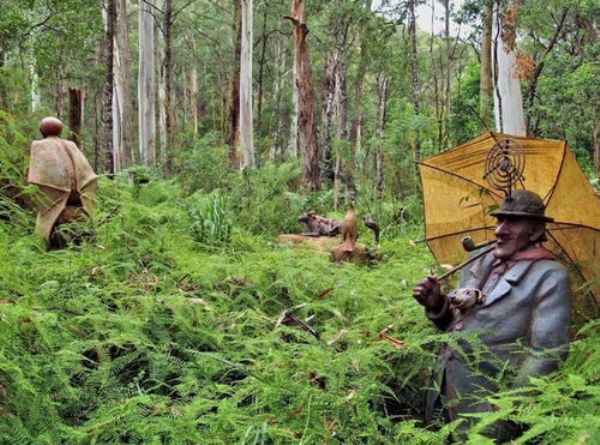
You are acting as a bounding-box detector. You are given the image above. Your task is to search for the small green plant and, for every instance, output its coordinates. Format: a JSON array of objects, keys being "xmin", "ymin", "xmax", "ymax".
[{"xmin": 187, "ymin": 189, "xmax": 233, "ymax": 246}]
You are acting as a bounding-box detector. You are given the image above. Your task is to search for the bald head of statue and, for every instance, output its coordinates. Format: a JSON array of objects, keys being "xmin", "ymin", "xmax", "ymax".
[{"xmin": 39, "ymin": 117, "xmax": 64, "ymax": 138}]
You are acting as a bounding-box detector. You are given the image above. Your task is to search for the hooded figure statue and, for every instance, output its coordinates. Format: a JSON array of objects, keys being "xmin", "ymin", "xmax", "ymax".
[{"xmin": 27, "ymin": 117, "xmax": 98, "ymax": 247}]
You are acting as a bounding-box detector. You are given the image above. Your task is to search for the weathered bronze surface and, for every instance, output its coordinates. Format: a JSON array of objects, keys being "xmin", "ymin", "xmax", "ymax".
[
  {"xmin": 298, "ymin": 211, "xmax": 341, "ymax": 237},
  {"xmin": 27, "ymin": 117, "xmax": 98, "ymax": 247},
  {"xmin": 330, "ymin": 204, "xmax": 367, "ymax": 264},
  {"xmin": 413, "ymin": 190, "xmax": 571, "ymax": 441}
]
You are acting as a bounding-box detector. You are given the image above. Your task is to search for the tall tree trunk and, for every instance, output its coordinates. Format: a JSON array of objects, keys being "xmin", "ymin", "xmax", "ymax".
[
  {"xmin": 287, "ymin": 0, "xmax": 319, "ymax": 191},
  {"xmin": 54, "ymin": 80, "xmax": 65, "ymax": 119},
  {"xmin": 114, "ymin": 0, "xmax": 135, "ymax": 167},
  {"xmin": 94, "ymin": 95, "xmax": 101, "ymax": 171},
  {"xmin": 30, "ymin": 60, "xmax": 41, "ymax": 113},
  {"xmin": 375, "ymin": 75, "xmax": 390, "ymax": 198},
  {"xmin": 0, "ymin": 51, "xmax": 7, "ymax": 110},
  {"xmin": 479, "ymin": 1, "xmax": 493, "ymax": 128},
  {"xmin": 492, "ymin": 1, "xmax": 525, "ymax": 135},
  {"xmin": 189, "ymin": 36, "xmax": 199, "ymax": 138},
  {"xmin": 68, "ymin": 88, "xmax": 84, "ymax": 149},
  {"xmin": 333, "ymin": 16, "xmax": 351, "ymax": 210},
  {"xmin": 139, "ymin": 0, "xmax": 156, "ymax": 165},
  {"xmin": 349, "ymin": 0, "xmax": 372, "ymax": 162},
  {"xmin": 227, "ymin": 0, "xmax": 242, "ymax": 166},
  {"xmin": 257, "ymin": 5, "xmax": 268, "ymax": 136},
  {"xmin": 288, "ymin": 43, "xmax": 299, "ymax": 159},
  {"xmin": 113, "ymin": 0, "xmax": 133, "ymax": 169},
  {"xmin": 408, "ymin": 0, "xmax": 421, "ymax": 165},
  {"xmin": 320, "ymin": 54, "xmax": 336, "ymax": 185},
  {"xmin": 158, "ymin": 51, "xmax": 167, "ymax": 167},
  {"xmin": 160, "ymin": 0, "xmax": 175, "ymax": 171},
  {"xmin": 240, "ymin": 0, "xmax": 255, "ymax": 169},
  {"xmin": 270, "ymin": 20, "xmax": 286, "ymax": 162},
  {"xmin": 443, "ymin": 0, "xmax": 451, "ymax": 148},
  {"xmin": 429, "ymin": 0, "xmax": 442, "ymax": 152},
  {"xmin": 102, "ymin": 0, "xmax": 116, "ymax": 175}
]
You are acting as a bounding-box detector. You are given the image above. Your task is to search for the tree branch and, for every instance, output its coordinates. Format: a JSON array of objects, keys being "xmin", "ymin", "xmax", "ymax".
[
  {"xmin": 524, "ymin": 6, "xmax": 570, "ymax": 103},
  {"xmin": 172, "ymin": 0, "xmax": 196, "ymax": 22}
]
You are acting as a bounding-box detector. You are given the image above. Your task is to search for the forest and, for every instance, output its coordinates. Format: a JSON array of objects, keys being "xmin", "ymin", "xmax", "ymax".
[{"xmin": 1, "ymin": 0, "xmax": 599, "ymax": 443}]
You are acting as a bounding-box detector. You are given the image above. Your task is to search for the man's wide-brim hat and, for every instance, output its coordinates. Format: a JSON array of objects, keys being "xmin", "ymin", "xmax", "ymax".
[{"xmin": 490, "ymin": 190, "xmax": 554, "ymax": 222}]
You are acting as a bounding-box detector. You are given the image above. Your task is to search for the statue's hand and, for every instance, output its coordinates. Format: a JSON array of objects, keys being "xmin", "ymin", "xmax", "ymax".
[{"xmin": 413, "ymin": 276, "xmax": 446, "ymax": 313}]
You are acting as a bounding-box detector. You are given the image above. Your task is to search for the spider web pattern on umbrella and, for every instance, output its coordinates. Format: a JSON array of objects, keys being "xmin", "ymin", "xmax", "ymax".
[{"xmin": 418, "ymin": 132, "xmax": 600, "ymax": 320}]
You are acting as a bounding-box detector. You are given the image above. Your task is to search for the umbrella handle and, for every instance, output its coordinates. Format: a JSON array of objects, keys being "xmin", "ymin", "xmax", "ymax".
[{"xmin": 438, "ymin": 245, "xmax": 496, "ymax": 281}]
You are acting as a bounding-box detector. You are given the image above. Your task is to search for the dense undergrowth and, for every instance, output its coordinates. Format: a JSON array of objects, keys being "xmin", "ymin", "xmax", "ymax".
[{"xmin": 1, "ymin": 115, "xmax": 600, "ymax": 444}]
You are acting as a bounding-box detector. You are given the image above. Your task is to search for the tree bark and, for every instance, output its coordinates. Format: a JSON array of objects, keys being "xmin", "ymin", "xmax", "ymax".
[
  {"xmin": 257, "ymin": 5, "xmax": 268, "ymax": 136},
  {"xmin": 160, "ymin": 0, "xmax": 175, "ymax": 170},
  {"xmin": 408, "ymin": 0, "xmax": 421, "ymax": 165},
  {"xmin": 375, "ymin": 75, "xmax": 390, "ymax": 198},
  {"xmin": 492, "ymin": 1, "xmax": 525, "ymax": 136},
  {"xmin": 68, "ymin": 88, "xmax": 84, "ymax": 149},
  {"xmin": 30, "ymin": 60, "xmax": 41, "ymax": 113},
  {"xmin": 288, "ymin": 0, "xmax": 319, "ymax": 191},
  {"xmin": 189, "ymin": 36, "xmax": 199, "ymax": 138},
  {"xmin": 443, "ymin": 0, "xmax": 451, "ymax": 148},
  {"xmin": 320, "ymin": 54, "xmax": 336, "ymax": 185},
  {"xmin": 0, "ymin": 50, "xmax": 7, "ymax": 110},
  {"xmin": 479, "ymin": 1, "xmax": 493, "ymax": 128},
  {"xmin": 239, "ymin": 0, "xmax": 255, "ymax": 169},
  {"xmin": 113, "ymin": 0, "xmax": 133, "ymax": 170},
  {"xmin": 227, "ymin": 0, "xmax": 242, "ymax": 166},
  {"xmin": 333, "ymin": 14, "xmax": 351, "ymax": 210},
  {"xmin": 138, "ymin": 0, "xmax": 157, "ymax": 165},
  {"xmin": 270, "ymin": 18, "xmax": 287, "ymax": 162},
  {"xmin": 102, "ymin": 0, "xmax": 116, "ymax": 175},
  {"xmin": 288, "ymin": 40, "xmax": 299, "ymax": 159},
  {"xmin": 428, "ymin": 0, "xmax": 442, "ymax": 152},
  {"xmin": 158, "ymin": 48, "xmax": 167, "ymax": 166},
  {"xmin": 349, "ymin": 0, "xmax": 372, "ymax": 162}
]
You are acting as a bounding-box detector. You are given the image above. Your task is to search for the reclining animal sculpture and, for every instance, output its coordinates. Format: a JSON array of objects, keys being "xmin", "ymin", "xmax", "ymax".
[{"xmin": 298, "ymin": 211, "xmax": 341, "ymax": 237}]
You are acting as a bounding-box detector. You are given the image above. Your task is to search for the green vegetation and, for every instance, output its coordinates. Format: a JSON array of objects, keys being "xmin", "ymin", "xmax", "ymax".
[
  {"xmin": 1, "ymin": 115, "xmax": 599, "ymax": 444},
  {"xmin": 1, "ymin": 0, "xmax": 599, "ymax": 439}
]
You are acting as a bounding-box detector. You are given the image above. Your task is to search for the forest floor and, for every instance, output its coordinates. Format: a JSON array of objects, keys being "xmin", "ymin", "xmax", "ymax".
[{"xmin": 1, "ymin": 177, "xmax": 599, "ymax": 444}]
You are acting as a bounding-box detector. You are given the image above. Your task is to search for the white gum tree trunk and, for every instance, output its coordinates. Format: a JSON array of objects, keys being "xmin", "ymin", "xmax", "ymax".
[
  {"xmin": 113, "ymin": 42, "xmax": 123, "ymax": 172},
  {"xmin": 288, "ymin": 55, "xmax": 299, "ymax": 159},
  {"xmin": 138, "ymin": 0, "xmax": 156, "ymax": 165},
  {"xmin": 492, "ymin": 1, "xmax": 526, "ymax": 136},
  {"xmin": 30, "ymin": 59, "xmax": 41, "ymax": 113},
  {"xmin": 239, "ymin": 0, "xmax": 255, "ymax": 168},
  {"xmin": 189, "ymin": 36, "xmax": 199, "ymax": 138},
  {"xmin": 113, "ymin": 0, "xmax": 133, "ymax": 171},
  {"xmin": 158, "ymin": 40, "xmax": 167, "ymax": 165}
]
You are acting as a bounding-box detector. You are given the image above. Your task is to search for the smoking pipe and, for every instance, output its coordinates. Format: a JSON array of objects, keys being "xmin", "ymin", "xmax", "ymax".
[
  {"xmin": 438, "ymin": 236, "xmax": 496, "ymax": 281},
  {"xmin": 461, "ymin": 236, "xmax": 496, "ymax": 252}
]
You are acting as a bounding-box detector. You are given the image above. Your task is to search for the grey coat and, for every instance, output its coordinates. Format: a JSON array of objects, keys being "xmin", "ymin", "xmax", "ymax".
[{"xmin": 425, "ymin": 251, "xmax": 571, "ymax": 430}]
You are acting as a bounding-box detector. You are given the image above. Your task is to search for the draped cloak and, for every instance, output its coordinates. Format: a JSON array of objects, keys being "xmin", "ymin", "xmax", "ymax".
[{"xmin": 27, "ymin": 137, "xmax": 98, "ymax": 243}]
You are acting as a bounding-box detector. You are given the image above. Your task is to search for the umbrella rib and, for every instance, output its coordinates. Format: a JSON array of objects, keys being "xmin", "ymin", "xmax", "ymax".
[
  {"xmin": 542, "ymin": 141, "xmax": 568, "ymax": 204},
  {"xmin": 546, "ymin": 230, "xmax": 598, "ymax": 306},
  {"xmin": 418, "ymin": 162, "xmax": 504, "ymax": 200},
  {"xmin": 424, "ymin": 226, "xmax": 496, "ymax": 242},
  {"xmin": 549, "ymin": 223, "xmax": 600, "ymax": 232}
]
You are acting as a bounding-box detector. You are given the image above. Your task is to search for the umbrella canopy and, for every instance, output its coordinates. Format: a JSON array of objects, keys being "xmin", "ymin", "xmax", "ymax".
[{"xmin": 418, "ymin": 132, "xmax": 600, "ymax": 316}]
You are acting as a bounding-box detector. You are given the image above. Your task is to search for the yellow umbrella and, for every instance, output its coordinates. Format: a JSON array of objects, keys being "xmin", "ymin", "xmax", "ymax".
[{"xmin": 418, "ymin": 132, "xmax": 600, "ymax": 318}]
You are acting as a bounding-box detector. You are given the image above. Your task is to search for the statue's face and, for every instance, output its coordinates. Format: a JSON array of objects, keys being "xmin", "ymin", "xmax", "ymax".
[{"xmin": 493, "ymin": 216, "xmax": 537, "ymax": 260}]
